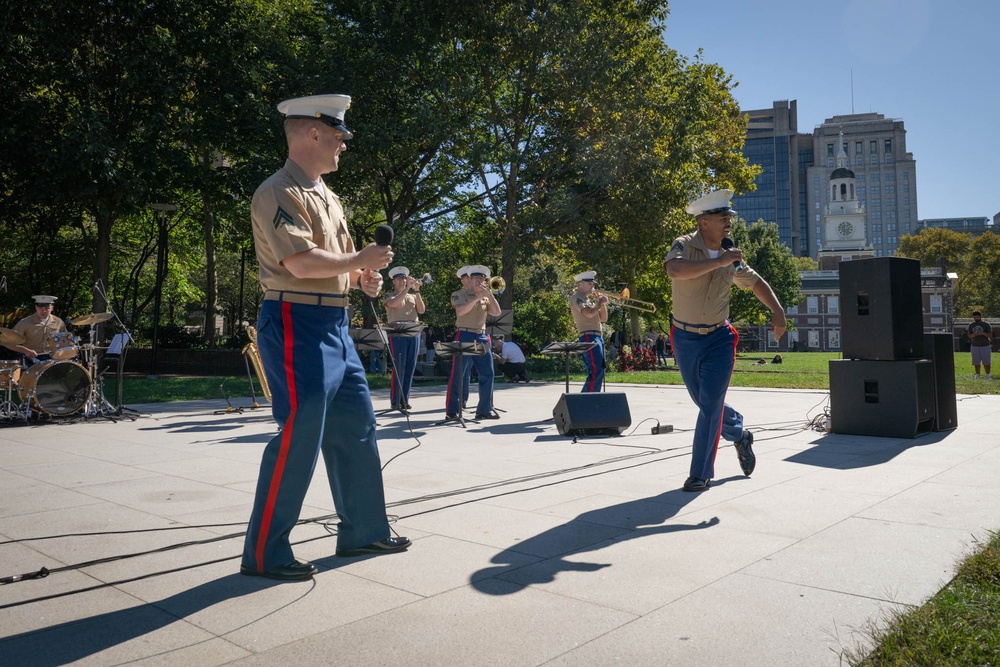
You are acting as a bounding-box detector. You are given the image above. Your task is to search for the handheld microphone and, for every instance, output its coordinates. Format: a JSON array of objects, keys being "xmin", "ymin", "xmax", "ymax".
[
  {"xmin": 720, "ymin": 237, "xmax": 742, "ymax": 270},
  {"xmin": 374, "ymin": 224, "xmax": 394, "ymax": 247}
]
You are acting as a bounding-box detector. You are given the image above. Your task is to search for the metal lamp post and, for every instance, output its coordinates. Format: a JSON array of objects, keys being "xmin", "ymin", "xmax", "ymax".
[{"xmin": 148, "ymin": 203, "xmax": 177, "ymax": 378}]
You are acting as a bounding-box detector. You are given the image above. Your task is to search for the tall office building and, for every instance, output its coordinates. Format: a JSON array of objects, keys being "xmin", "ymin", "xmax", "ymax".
[
  {"xmin": 806, "ymin": 113, "xmax": 918, "ymax": 257},
  {"xmin": 732, "ymin": 101, "xmax": 804, "ymax": 254}
]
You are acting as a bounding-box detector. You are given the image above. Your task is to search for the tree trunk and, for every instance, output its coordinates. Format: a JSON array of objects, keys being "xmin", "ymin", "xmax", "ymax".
[
  {"xmin": 202, "ymin": 195, "xmax": 218, "ymax": 348},
  {"xmin": 92, "ymin": 210, "xmax": 113, "ymax": 313}
]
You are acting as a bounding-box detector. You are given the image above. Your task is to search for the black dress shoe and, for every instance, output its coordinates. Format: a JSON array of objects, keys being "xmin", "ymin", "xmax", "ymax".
[
  {"xmin": 475, "ymin": 412, "xmax": 500, "ymax": 420},
  {"xmin": 445, "ymin": 413, "xmax": 461, "ymax": 421},
  {"xmin": 682, "ymin": 476, "xmax": 711, "ymax": 492},
  {"xmin": 404, "ymin": 403, "xmax": 412, "ymax": 410},
  {"xmin": 734, "ymin": 430, "xmax": 756, "ymax": 477},
  {"xmin": 336, "ymin": 536, "xmax": 412, "ymax": 557},
  {"xmin": 240, "ymin": 559, "xmax": 317, "ymax": 581}
]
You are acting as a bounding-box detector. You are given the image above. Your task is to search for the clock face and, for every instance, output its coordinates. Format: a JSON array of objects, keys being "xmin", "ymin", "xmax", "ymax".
[{"xmin": 837, "ymin": 221, "xmax": 854, "ymax": 236}]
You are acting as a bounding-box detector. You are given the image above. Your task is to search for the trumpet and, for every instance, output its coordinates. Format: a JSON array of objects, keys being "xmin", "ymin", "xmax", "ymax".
[
  {"xmin": 489, "ymin": 276, "xmax": 506, "ymax": 295},
  {"xmin": 603, "ymin": 287, "xmax": 656, "ymax": 313},
  {"xmin": 421, "ymin": 272, "xmax": 432, "ymax": 284}
]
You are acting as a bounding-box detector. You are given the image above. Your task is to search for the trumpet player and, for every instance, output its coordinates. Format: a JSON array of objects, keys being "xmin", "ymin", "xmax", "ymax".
[
  {"xmin": 445, "ymin": 264, "xmax": 501, "ymax": 421},
  {"xmin": 569, "ymin": 270, "xmax": 608, "ymax": 392},
  {"xmin": 384, "ymin": 266, "xmax": 425, "ymax": 411}
]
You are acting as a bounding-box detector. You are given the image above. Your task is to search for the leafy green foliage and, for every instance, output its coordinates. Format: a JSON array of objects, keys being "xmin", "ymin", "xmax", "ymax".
[{"xmin": 728, "ymin": 218, "xmax": 802, "ymax": 325}]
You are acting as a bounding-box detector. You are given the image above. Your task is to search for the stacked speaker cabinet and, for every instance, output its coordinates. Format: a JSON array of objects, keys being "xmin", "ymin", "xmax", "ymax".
[
  {"xmin": 553, "ymin": 393, "xmax": 631, "ymax": 436},
  {"xmin": 924, "ymin": 332, "xmax": 959, "ymax": 431},
  {"xmin": 830, "ymin": 257, "xmax": 953, "ymax": 438},
  {"xmin": 829, "ymin": 359, "xmax": 935, "ymax": 438},
  {"xmin": 840, "ymin": 257, "xmax": 924, "ymax": 361}
]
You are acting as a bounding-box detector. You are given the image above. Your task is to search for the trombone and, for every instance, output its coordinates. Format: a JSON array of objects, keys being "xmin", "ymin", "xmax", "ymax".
[{"xmin": 600, "ymin": 287, "xmax": 656, "ymax": 313}]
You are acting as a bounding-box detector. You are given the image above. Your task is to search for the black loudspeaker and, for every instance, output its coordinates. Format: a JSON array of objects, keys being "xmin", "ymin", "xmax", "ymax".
[
  {"xmin": 924, "ymin": 333, "xmax": 958, "ymax": 431},
  {"xmin": 839, "ymin": 257, "xmax": 924, "ymax": 360},
  {"xmin": 553, "ymin": 393, "xmax": 631, "ymax": 436},
  {"xmin": 829, "ymin": 359, "xmax": 935, "ymax": 438}
]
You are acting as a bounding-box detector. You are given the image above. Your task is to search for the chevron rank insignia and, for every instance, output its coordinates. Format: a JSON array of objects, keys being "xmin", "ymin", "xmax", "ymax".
[
  {"xmin": 670, "ymin": 240, "xmax": 684, "ymax": 253},
  {"xmin": 272, "ymin": 207, "xmax": 294, "ymax": 229}
]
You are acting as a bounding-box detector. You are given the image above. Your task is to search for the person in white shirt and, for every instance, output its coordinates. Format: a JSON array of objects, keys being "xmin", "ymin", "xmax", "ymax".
[{"xmin": 492, "ymin": 338, "xmax": 528, "ymax": 383}]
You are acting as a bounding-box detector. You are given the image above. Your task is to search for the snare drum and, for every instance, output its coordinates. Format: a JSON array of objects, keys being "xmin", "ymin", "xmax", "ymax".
[
  {"xmin": 0, "ymin": 360, "xmax": 22, "ymax": 388},
  {"xmin": 17, "ymin": 360, "xmax": 91, "ymax": 415},
  {"xmin": 46, "ymin": 332, "xmax": 79, "ymax": 361}
]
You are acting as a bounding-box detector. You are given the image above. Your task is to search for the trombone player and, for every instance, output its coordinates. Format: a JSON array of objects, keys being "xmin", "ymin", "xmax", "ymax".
[
  {"xmin": 569, "ymin": 270, "xmax": 608, "ymax": 392},
  {"xmin": 384, "ymin": 266, "xmax": 425, "ymax": 411}
]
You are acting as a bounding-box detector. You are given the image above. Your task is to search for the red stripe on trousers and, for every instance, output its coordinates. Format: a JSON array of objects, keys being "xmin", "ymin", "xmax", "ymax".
[{"xmin": 254, "ymin": 302, "xmax": 298, "ymax": 571}]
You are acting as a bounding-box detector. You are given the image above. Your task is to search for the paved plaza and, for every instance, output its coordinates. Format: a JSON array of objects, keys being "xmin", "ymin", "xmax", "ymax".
[{"xmin": 2, "ymin": 379, "xmax": 998, "ymax": 666}]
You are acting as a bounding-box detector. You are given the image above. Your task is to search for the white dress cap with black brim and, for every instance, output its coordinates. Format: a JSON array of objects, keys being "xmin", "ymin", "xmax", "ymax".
[
  {"xmin": 686, "ymin": 189, "xmax": 736, "ymax": 216},
  {"xmin": 388, "ymin": 266, "xmax": 410, "ymax": 279},
  {"xmin": 469, "ymin": 265, "xmax": 491, "ymax": 279},
  {"xmin": 32, "ymin": 295, "xmax": 58, "ymax": 305},
  {"xmin": 574, "ymin": 270, "xmax": 597, "ymax": 282},
  {"xmin": 278, "ymin": 94, "xmax": 354, "ymax": 140}
]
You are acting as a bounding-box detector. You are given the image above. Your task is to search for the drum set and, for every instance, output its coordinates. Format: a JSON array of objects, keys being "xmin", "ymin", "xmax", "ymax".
[{"xmin": 0, "ymin": 312, "xmax": 120, "ymax": 422}]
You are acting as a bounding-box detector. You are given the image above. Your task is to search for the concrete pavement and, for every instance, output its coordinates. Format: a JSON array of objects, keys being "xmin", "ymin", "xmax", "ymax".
[{"xmin": 1, "ymin": 380, "xmax": 998, "ymax": 666}]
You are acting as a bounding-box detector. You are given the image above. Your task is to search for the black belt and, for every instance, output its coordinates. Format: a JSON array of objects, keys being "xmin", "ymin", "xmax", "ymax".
[
  {"xmin": 671, "ymin": 316, "xmax": 726, "ymax": 335},
  {"xmin": 579, "ymin": 330, "xmax": 603, "ymax": 336},
  {"xmin": 458, "ymin": 327, "xmax": 485, "ymax": 334},
  {"xmin": 264, "ymin": 290, "xmax": 349, "ymax": 307}
]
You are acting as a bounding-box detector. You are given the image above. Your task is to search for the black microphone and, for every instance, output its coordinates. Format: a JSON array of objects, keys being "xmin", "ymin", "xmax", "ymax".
[
  {"xmin": 374, "ymin": 224, "xmax": 394, "ymax": 247},
  {"xmin": 720, "ymin": 237, "xmax": 741, "ymax": 269}
]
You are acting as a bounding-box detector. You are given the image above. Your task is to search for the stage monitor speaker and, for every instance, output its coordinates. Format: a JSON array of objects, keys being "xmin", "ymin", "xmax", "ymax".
[
  {"xmin": 839, "ymin": 257, "xmax": 923, "ymax": 360},
  {"xmin": 924, "ymin": 333, "xmax": 958, "ymax": 431},
  {"xmin": 829, "ymin": 359, "xmax": 935, "ymax": 438},
  {"xmin": 553, "ymin": 393, "xmax": 631, "ymax": 436}
]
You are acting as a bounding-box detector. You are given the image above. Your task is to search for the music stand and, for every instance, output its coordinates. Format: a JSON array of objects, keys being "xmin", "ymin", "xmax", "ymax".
[
  {"xmin": 485, "ymin": 309, "xmax": 513, "ymax": 339},
  {"xmin": 433, "ymin": 340, "xmax": 484, "ymax": 428},
  {"xmin": 541, "ymin": 340, "xmax": 597, "ymax": 394},
  {"xmin": 484, "ymin": 310, "xmax": 515, "ymax": 416},
  {"xmin": 382, "ymin": 322, "xmax": 425, "ymax": 414},
  {"xmin": 351, "ymin": 327, "xmax": 398, "ymax": 415}
]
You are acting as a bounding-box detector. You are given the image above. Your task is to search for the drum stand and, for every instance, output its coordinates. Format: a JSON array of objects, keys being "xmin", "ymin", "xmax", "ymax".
[{"xmin": 1, "ymin": 380, "xmax": 29, "ymax": 423}]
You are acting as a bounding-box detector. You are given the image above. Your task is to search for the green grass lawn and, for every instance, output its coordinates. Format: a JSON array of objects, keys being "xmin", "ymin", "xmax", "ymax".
[{"xmin": 105, "ymin": 351, "xmax": 999, "ymax": 403}]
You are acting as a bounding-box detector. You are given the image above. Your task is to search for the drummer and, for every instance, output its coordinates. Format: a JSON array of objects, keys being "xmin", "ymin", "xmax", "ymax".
[{"xmin": 3, "ymin": 295, "xmax": 67, "ymax": 364}]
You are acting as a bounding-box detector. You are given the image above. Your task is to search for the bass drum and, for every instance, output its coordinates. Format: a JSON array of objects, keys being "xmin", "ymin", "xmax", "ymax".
[{"xmin": 17, "ymin": 360, "xmax": 91, "ymax": 416}]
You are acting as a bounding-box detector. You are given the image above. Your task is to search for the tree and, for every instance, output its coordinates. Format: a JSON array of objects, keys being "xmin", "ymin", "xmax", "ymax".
[
  {"xmin": 896, "ymin": 228, "xmax": 971, "ymax": 272},
  {"xmin": 962, "ymin": 232, "xmax": 1000, "ymax": 317},
  {"xmin": 727, "ymin": 219, "xmax": 801, "ymax": 326}
]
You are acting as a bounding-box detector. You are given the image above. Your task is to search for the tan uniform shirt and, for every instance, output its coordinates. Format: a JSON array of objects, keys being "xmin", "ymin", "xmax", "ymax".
[
  {"xmin": 251, "ymin": 159, "xmax": 355, "ymax": 295},
  {"xmin": 385, "ymin": 292, "xmax": 421, "ymax": 336},
  {"xmin": 452, "ymin": 288, "xmax": 488, "ymax": 332},
  {"xmin": 665, "ymin": 229, "xmax": 760, "ymax": 325},
  {"xmin": 570, "ymin": 289, "xmax": 604, "ymax": 333},
  {"xmin": 10, "ymin": 313, "xmax": 66, "ymax": 354}
]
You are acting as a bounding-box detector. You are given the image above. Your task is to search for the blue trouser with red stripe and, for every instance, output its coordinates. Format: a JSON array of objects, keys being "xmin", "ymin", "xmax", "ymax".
[
  {"xmin": 579, "ymin": 333, "xmax": 605, "ymax": 392},
  {"xmin": 388, "ymin": 334, "xmax": 419, "ymax": 407},
  {"xmin": 671, "ymin": 322, "xmax": 745, "ymax": 480},
  {"xmin": 242, "ymin": 300, "xmax": 390, "ymax": 572},
  {"xmin": 445, "ymin": 330, "xmax": 493, "ymax": 416}
]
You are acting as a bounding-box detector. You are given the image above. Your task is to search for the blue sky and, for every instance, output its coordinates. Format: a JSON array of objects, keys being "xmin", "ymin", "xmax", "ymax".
[{"xmin": 662, "ymin": 0, "xmax": 999, "ymax": 221}]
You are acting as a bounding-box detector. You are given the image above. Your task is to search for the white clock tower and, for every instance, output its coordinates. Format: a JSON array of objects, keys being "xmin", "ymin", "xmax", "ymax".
[{"xmin": 817, "ymin": 131, "xmax": 873, "ymax": 270}]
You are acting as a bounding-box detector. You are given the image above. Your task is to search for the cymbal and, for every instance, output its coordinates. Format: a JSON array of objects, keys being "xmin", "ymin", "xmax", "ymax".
[
  {"xmin": 0, "ymin": 327, "xmax": 25, "ymax": 346},
  {"xmin": 72, "ymin": 312, "xmax": 114, "ymax": 326}
]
